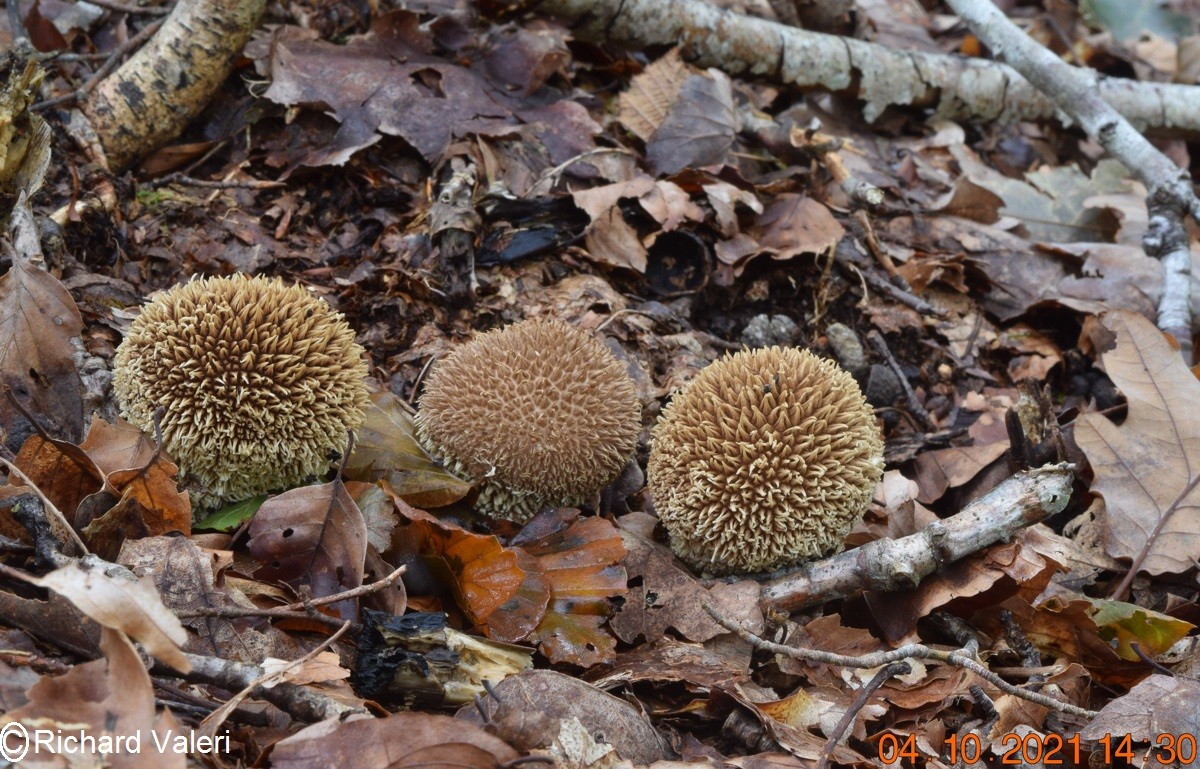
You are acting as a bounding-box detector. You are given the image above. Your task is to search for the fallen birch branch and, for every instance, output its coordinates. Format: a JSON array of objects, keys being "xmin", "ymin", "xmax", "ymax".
[
  {"xmin": 530, "ymin": 0, "xmax": 1200, "ymax": 137},
  {"xmin": 759, "ymin": 464, "xmax": 1073, "ymax": 613},
  {"xmin": 944, "ymin": 0, "xmax": 1198, "ymax": 359},
  {"xmin": 83, "ymin": 0, "xmax": 266, "ymax": 170}
]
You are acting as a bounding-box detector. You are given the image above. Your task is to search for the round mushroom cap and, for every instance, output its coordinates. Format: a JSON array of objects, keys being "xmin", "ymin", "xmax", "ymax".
[
  {"xmin": 112, "ymin": 274, "xmax": 369, "ymax": 510},
  {"xmin": 648, "ymin": 346, "xmax": 883, "ymax": 575},
  {"xmin": 415, "ymin": 318, "xmax": 641, "ymax": 522}
]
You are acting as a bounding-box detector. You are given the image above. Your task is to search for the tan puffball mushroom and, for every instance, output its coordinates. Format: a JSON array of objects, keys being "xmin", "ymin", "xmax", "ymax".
[
  {"xmin": 112, "ymin": 274, "xmax": 370, "ymax": 510},
  {"xmin": 648, "ymin": 346, "xmax": 883, "ymax": 575},
  {"xmin": 415, "ymin": 318, "xmax": 641, "ymax": 522}
]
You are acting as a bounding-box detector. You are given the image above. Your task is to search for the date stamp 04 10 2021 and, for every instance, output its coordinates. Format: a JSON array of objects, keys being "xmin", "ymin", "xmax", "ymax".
[{"xmin": 875, "ymin": 730, "xmax": 1199, "ymax": 766}]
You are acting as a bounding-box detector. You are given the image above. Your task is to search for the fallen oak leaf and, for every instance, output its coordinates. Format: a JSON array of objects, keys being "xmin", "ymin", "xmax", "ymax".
[
  {"xmin": 1074, "ymin": 310, "xmax": 1200, "ymax": 579},
  {"xmin": 515, "ymin": 514, "xmax": 628, "ymax": 666},
  {"xmin": 391, "ymin": 498, "xmax": 541, "ymax": 634}
]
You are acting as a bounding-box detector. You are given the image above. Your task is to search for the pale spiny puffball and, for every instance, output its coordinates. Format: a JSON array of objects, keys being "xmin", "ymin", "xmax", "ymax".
[
  {"xmin": 415, "ymin": 318, "xmax": 641, "ymax": 522},
  {"xmin": 112, "ymin": 274, "xmax": 369, "ymax": 510},
  {"xmin": 648, "ymin": 346, "xmax": 883, "ymax": 575}
]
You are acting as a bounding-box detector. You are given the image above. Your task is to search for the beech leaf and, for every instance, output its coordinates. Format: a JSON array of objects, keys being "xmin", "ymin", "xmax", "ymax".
[{"xmin": 247, "ymin": 480, "xmax": 367, "ymax": 621}]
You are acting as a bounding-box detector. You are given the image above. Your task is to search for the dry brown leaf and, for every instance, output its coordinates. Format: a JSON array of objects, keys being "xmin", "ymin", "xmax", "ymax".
[
  {"xmin": 32, "ymin": 560, "xmax": 190, "ymax": 672},
  {"xmin": 393, "ymin": 500, "xmax": 540, "ymax": 634},
  {"xmin": 119, "ymin": 535, "xmax": 299, "ymax": 663},
  {"xmin": 458, "ymin": 669, "xmax": 670, "ymax": 764},
  {"xmin": 1079, "ymin": 674, "xmax": 1200, "ymax": 745},
  {"xmin": 247, "ymin": 480, "xmax": 367, "ymax": 621},
  {"xmin": 866, "ymin": 529, "xmax": 1061, "ymax": 644},
  {"xmin": 0, "ymin": 257, "xmax": 84, "ymax": 448},
  {"xmin": 517, "ymin": 514, "xmax": 627, "ymax": 665},
  {"xmin": 270, "ymin": 712, "xmax": 519, "ymax": 769},
  {"xmin": 645, "ymin": 68, "xmax": 736, "ymax": 175},
  {"xmin": 1075, "ymin": 310, "xmax": 1200, "ymax": 575},
  {"xmin": 610, "ymin": 528, "xmax": 764, "ymax": 644},
  {"xmin": 78, "ymin": 415, "xmax": 159, "ymax": 477},
  {"xmin": 912, "ymin": 442, "xmax": 1008, "ymax": 505},
  {"xmin": 1, "ymin": 628, "xmax": 186, "ymax": 769},
  {"xmin": 80, "ymin": 455, "xmax": 192, "ymax": 558},
  {"xmin": 617, "ymin": 47, "xmax": 688, "ymax": 142},
  {"xmin": 12, "ymin": 433, "xmax": 103, "ymax": 525}
]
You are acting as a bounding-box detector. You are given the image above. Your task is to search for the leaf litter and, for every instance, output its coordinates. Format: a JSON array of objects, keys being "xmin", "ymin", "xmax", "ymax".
[{"xmin": 0, "ymin": 1, "xmax": 1199, "ymax": 767}]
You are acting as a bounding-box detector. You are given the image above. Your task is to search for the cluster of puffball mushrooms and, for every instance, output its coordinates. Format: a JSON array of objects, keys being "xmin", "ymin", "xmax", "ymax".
[{"xmin": 113, "ymin": 275, "xmax": 884, "ymax": 576}]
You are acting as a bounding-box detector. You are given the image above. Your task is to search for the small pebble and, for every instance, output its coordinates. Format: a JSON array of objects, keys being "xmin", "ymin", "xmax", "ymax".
[
  {"xmin": 740, "ymin": 314, "xmax": 798, "ymax": 348},
  {"xmin": 865, "ymin": 364, "xmax": 901, "ymax": 407},
  {"xmin": 825, "ymin": 322, "xmax": 868, "ymax": 379}
]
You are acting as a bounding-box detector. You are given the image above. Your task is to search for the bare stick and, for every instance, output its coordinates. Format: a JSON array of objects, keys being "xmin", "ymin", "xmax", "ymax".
[
  {"xmin": 159, "ymin": 639, "xmax": 365, "ymax": 724},
  {"xmin": 816, "ymin": 661, "xmax": 910, "ymax": 769},
  {"xmin": 530, "ymin": 0, "xmax": 1200, "ymax": 137},
  {"xmin": 867, "ymin": 330, "xmax": 935, "ymax": 431},
  {"xmin": 703, "ymin": 599, "xmax": 1097, "ymax": 719},
  {"xmin": 759, "ymin": 464, "xmax": 1073, "ymax": 613},
  {"xmin": 32, "ymin": 19, "xmax": 164, "ymax": 111},
  {"xmin": 943, "ymin": 0, "xmax": 1197, "ymax": 359}
]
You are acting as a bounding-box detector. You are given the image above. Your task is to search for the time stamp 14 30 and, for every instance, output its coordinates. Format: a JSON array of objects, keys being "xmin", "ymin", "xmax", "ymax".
[{"xmin": 877, "ymin": 731, "xmax": 1199, "ymax": 766}]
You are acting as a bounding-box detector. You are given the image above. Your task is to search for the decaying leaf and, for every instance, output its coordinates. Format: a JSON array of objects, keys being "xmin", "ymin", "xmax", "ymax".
[
  {"xmin": 344, "ymin": 392, "xmax": 471, "ymax": 509},
  {"xmin": 1072, "ymin": 594, "xmax": 1194, "ymax": 661},
  {"xmin": 0, "ymin": 257, "xmax": 84, "ymax": 449},
  {"xmin": 394, "ymin": 501, "xmax": 535, "ymax": 632},
  {"xmin": 517, "ymin": 515, "xmax": 628, "ymax": 666},
  {"xmin": 1075, "ymin": 310, "xmax": 1200, "ymax": 575},
  {"xmin": 247, "ymin": 479, "xmax": 367, "ymax": 621},
  {"xmin": 458, "ymin": 669, "xmax": 671, "ymax": 765},
  {"xmin": 1079, "ymin": 674, "xmax": 1200, "ymax": 746},
  {"xmin": 12, "ymin": 433, "xmax": 104, "ymax": 525},
  {"xmin": 271, "ymin": 711, "xmax": 519, "ymax": 769},
  {"xmin": 610, "ymin": 523, "xmax": 764, "ymax": 645},
  {"xmin": 617, "ymin": 47, "xmax": 688, "ymax": 142}
]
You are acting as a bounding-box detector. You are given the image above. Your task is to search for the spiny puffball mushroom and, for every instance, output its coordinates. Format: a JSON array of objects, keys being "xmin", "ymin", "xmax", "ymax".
[
  {"xmin": 112, "ymin": 274, "xmax": 370, "ymax": 510},
  {"xmin": 648, "ymin": 346, "xmax": 883, "ymax": 575},
  {"xmin": 415, "ymin": 318, "xmax": 641, "ymax": 522}
]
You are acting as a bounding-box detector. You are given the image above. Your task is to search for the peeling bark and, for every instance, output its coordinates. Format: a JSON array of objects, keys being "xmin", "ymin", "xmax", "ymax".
[
  {"xmin": 533, "ymin": 0, "xmax": 1200, "ymax": 137},
  {"xmin": 83, "ymin": 0, "xmax": 266, "ymax": 171}
]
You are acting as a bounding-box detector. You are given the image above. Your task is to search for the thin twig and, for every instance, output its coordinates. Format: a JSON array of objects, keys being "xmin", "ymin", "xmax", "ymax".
[
  {"xmin": 867, "ymin": 330, "xmax": 935, "ymax": 431},
  {"xmin": 1129, "ymin": 642, "xmax": 1175, "ymax": 677},
  {"xmin": 176, "ymin": 566, "xmax": 406, "ymax": 621},
  {"xmin": 7, "ymin": 0, "xmax": 29, "ymax": 47},
  {"xmin": 149, "ymin": 173, "xmax": 286, "ymax": 190},
  {"xmin": 944, "ymin": 0, "xmax": 1198, "ymax": 359},
  {"xmin": 816, "ymin": 661, "xmax": 910, "ymax": 769},
  {"xmin": 703, "ymin": 600, "xmax": 1097, "ymax": 719}
]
